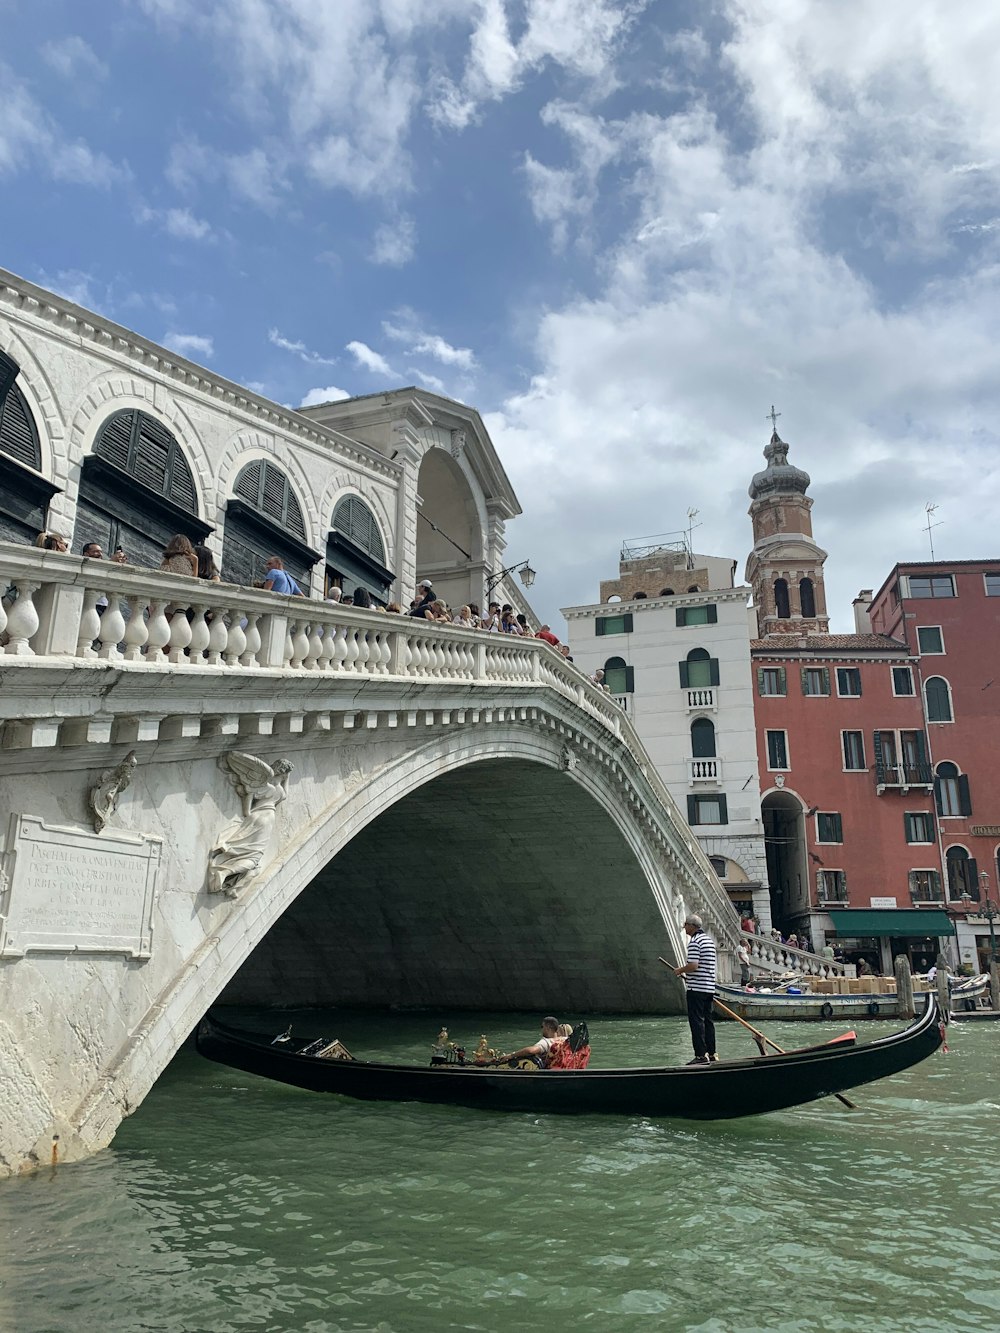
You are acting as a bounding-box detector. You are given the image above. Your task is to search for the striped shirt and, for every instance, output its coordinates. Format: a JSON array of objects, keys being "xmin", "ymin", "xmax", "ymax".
[{"xmin": 684, "ymin": 930, "xmax": 718, "ymax": 992}]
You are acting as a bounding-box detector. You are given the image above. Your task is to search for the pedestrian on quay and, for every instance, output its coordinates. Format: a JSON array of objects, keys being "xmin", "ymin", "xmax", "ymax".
[
  {"xmin": 737, "ymin": 940, "xmax": 751, "ymax": 986},
  {"xmin": 672, "ymin": 914, "xmax": 718, "ymax": 1064}
]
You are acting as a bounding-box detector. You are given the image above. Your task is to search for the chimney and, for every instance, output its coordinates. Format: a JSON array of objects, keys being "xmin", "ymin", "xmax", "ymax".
[{"xmin": 853, "ymin": 589, "xmax": 873, "ymax": 634}]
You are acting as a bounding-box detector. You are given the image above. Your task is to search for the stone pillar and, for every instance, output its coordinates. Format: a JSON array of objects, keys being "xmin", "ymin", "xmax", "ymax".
[{"xmin": 894, "ymin": 953, "xmax": 914, "ymax": 1019}]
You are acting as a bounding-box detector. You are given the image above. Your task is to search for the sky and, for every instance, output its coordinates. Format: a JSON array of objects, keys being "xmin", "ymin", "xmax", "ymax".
[{"xmin": 3, "ymin": 0, "xmax": 1000, "ymax": 632}]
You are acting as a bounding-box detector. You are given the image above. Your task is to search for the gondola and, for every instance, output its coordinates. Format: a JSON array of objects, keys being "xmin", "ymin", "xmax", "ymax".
[{"xmin": 195, "ymin": 994, "xmax": 944, "ymax": 1121}]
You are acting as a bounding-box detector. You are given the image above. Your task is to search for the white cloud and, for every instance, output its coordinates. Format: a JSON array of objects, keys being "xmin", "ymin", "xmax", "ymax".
[
  {"xmin": 409, "ymin": 368, "xmax": 446, "ymax": 393},
  {"xmin": 268, "ymin": 327, "xmax": 338, "ymax": 366},
  {"xmin": 299, "ymin": 385, "xmax": 351, "ymax": 406},
  {"xmin": 163, "ymin": 332, "xmax": 215, "ymax": 360},
  {"xmin": 383, "ymin": 311, "xmax": 477, "ymax": 368},
  {"xmin": 0, "ymin": 63, "xmax": 126, "ymax": 188},
  {"xmin": 137, "ymin": 204, "xmax": 215, "ymax": 241},
  {"xmin": 370, "ymin": 214, "xmax": 416, "ymax": 266},
  {"xmin": 346, "ymin": 340, "xmax": 395, "ymax": 376},
  {"xmin": 41, "ymin": 36, "xmax": 108, "ymax": 82}
]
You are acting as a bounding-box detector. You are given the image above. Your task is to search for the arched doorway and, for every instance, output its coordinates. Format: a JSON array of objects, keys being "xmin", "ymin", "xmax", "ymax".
[
  {"xmin": 222, "ymin": 458, "xmax": 319, "ymax": 589},
  {"xmin": 414, "ymin": 448, "xmax": 483, "ymax": 609},
  {"xmin": 75, "ymin": 408, "xmax": 210, "ymax": 567},
  {"xmin": 327, "ymin": 494, "xmax": 394, "ymax": 603},
  {"xmin": 761, "ymin": 789, "xmax": 809, "ymax": 932},
  {"xmin": 0, "ymin": 353, "xmax": 58, "ymax": 543}
]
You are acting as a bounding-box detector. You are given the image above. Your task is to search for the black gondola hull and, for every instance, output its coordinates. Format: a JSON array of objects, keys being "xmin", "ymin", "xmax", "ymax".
[{"xmin": 196, "ymin": 996, "xmax": 943, "ymax": 1120}]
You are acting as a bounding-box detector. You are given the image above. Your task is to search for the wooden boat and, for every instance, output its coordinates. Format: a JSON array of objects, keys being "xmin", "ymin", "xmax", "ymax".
[
  {"xmin": 195, "ymin": 995, "xmax": 943, "ymax": 1121},
  {"xmin": 716, "ymin": 974, "xmax": 989, "ymax": 1022}
]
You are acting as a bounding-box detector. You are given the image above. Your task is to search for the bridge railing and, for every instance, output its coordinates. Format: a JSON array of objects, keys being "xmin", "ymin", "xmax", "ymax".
[
  {"xmin": 0, "ymin": 543, "xmax": 739, "ymax": 950},
  {"xmin": 742, "ymin": 930, "xmax": 848, "ymax": 979}
]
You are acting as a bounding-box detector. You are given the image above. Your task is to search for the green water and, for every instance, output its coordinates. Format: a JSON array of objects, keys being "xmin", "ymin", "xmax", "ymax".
[{"xmin": 2, "ymin": 1011, "xmax": 998, "ymax": 1333}]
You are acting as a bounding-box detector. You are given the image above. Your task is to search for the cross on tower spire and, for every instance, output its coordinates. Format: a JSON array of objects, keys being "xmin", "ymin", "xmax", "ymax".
[{"xmin": 767, "ymin": 405, "xmax": 781, "ymax": 433}]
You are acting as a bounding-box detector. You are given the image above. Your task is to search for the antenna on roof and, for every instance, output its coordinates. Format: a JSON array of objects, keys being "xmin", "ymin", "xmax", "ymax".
[
  {"xmin": 923, "ymin": 502, "xmax": 942, "ymax": 560},
  {"xmin": 685, "ymin": 508, "xmax": 701, "ymax": 569}
]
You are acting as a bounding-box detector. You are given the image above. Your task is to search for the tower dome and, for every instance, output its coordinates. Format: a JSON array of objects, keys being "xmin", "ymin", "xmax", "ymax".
[{"xmin": 748, "ymin": 428, "xmax": 811, "ymax": 500}]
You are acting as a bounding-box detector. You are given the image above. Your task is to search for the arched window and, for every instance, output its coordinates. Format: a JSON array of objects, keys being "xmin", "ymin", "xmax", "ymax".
[
  {"xmin": 946, "ymin": 846, "xmax": 979, "ymax": 901},
  {"xmin": 687, "ymin": 585, "xmax": 699, "ymax": 594},
  {"xmin": 234, "ymin": 460, "xmax": 306, "ymax": 539},
  {"xmin": 603, "ymin": 656, "xmax": 633, "ymax": 694},
  {"xmin": 709, "ymin": 855, "xmax": 727, "ymax": 878},
  {"xmin": 925, "ymin": 676, "xmax": 953, "ymax": 722},
  {"xmin": 0, "ymin": 354, "xmax": 56, "ymax": 545},
  {"xmin": 94, "ymin": 409, "xmax": 198, "ymax": 514},
  {"xmin": 683, "ymin": 646, "xmax": 718, "ymax": 689},
  {"xmin": 332, "ymin": 495, "xmax": 385, "ymax": 565},
  {"xmin": 633, "ymin": 590, "xmax": 647, "ymax": 599},
  {"xmin": 774, "ymin": 578, "xmax": 790, "ymax": 619},
  {"xmin": 800, "ymin": 577, "xmax": 816, "ymax": 618},
  {"xmin": 223, "ymin": 458, "xmax": 316, "ymax": 588},
  {"xmin": 935, "ymin": 761, "xmax": 970, "ymax": 817},
  {"xmin": 0, "ymin": 382, "xmax": 41, "ymax": 471},
  {"xmin": 691, "ymin": 717, "xmax": 716, "ymax": 758},
  {"xmin": 659, "ymin": 587, "xmax": 675, "ymax": 597}
]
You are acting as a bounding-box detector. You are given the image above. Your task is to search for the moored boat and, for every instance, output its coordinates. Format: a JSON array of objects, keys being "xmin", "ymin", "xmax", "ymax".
[
  {"xmin": 196, "ymin": 995, "xmax": 944, "ymax": 1121},
  {"xmin": 716, "ymin": 974, "xmax": 989, "ymax": 1022}
]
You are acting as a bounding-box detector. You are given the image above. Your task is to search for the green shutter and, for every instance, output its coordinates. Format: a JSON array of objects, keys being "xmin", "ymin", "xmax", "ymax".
[
  {"xmin": 718, "ymin": 794, "xmax": 728, "ymax": 823},
  {"xmin": 706, "ymin": 604, "xmax": 718, "ymax": 624},
  {"xmin": 968, "ymin": 857, "xmax": 979, "ymax": 890},
  {"xmin": 686, "ymin": 794, "xmax": 698, "ymax": 825},
  {"xmin": 934, "ymin": 777, "xmax": 944, "ymax": 815},
  {"xmin": 0, "ymin": 350, "xmax": 18, "ymax": 409},
  {"xmin": 625, "ymin": 666, "xmax": 635, "ymax": 693},
  {"xmin": 595, "ymin": 619, "xmax": 607, "ymax": 636},
  {"xmin": 756, "ymin": 667, "xmax": 765, "ymax": 694},
  {"xmin": 800, "ymin": 667, "xmax": 809, "ymax": 694},
  {"xmin": 709, "ymin": 658, "xmax": 720, "ymax": 687},
  {"xmin": 623, "ymin": 613, "xmax": 633, "ymax": 633},
  {"xmin": 778, "ymin": 666, "xmax": 786, "ymax": 694},
  {"xmin": 959, "ymin": 774, "xmax": 973, "ymax": 816},
  {"xmin": 821, "ymin": 667, "xmax": 831, "ymax": 695},
  {"xmin": 676, "ymin": 608, "xmax": 685, "ymax": 628},
  {"xmin": 680, "ymin": 661, "xmax": 690, "ymax": 688}
]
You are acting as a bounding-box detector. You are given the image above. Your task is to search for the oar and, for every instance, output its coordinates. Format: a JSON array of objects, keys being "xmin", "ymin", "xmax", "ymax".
[{"xmin": 657, "ymin": 957, "xmax": 858, "ymax": 1111}]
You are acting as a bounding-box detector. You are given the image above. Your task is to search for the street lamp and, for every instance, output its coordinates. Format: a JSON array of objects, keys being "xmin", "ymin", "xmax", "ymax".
[{"xmin": 486, "ymin": 559, "xmax": 536, "ymax": 597}]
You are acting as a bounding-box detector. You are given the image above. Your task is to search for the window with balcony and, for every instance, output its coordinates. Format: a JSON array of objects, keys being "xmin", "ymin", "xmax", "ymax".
[
  {"xmin": 904, "ymin": 812, "xmax": 935, "ymax": 843},
  {"xmin": 596, "ymin": 613, "xmax": 633, "ymax": 636},
  {"xmin": 916, "ymin": 625, "xmax": 944, "ymax": 654},
  {"xmin": 801, "ymin": 666, "xmax": 830, "ymax": 696},
  {"xmin": 836, "ymin": 667, "xmax": 862, "ymax": 697},
  {"xmin": 946, "ymin": 846, "xmax": 979, "ymax": 901},
  {"xmin": 817, "ymin": 869, "xmax": 847, "ymax": 903},
  {"xmin": 758, "ymin": 666, "xmax": 786, "ymax": 696},
  {"xmin": 816, "ymin": 812, "xmax": 843, "ymax": 843},
  {"xmin": 675, "ymin": 604, "xmax": 718, "ymax": 627},
  {"xmin": 766, "ymin": 730, "xmax": 789, "ymax": 770},
  {"xmin": 874, "ymin": 729, "xmax": 931, "ymax": 786},
  {"xmin": 686, "ymin": 793, "xmax": 728, "ymax": 825},
  {"xmin": 691, "ymin": 717, "xmax": 717, "ymax": 758},
  {"xmin": 603, "ymin": 656, "xmax": 633, "ymax": 695},
  {"xmin": 935, "ymin": 761, "xmax": 971, "ymax": 817},
  {"xmin": 909, "ymin": 869, "xmax": 943, "ymax": 903},
  {"xmin": 924, "ymin": 676, "xmax": 953, "ymax": 722},
  {"xmin": 842, "ymin": 730, "xmax": 866, "ymax": 770},
  {"xmin": 679, "ymin": 647, "xmax": 719, "ymax": 689},
  {"xmin": 907, "ymin": 575, "xmax": 955, "ymax": 598},
  {"xmin": 892, "ymin": 666, "xmax": 914, "ymax": 696}
]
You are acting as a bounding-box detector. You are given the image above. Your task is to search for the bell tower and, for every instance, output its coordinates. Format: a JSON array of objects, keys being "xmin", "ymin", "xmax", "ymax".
[{"xmin": 745, "ymin": 409, "xmax": 829, "ymax": 636}]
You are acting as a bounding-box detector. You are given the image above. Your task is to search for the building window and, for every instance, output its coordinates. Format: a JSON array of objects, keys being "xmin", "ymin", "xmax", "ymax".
[
  {"xmin": 904, "ymin": 812, "xmax": 935, "ymax": 844},
  {"xmin": 94, "ymin": 408, "xmax": 199, "ymax": 514},
  {"xmin": 758, "ymin": 667, "xmax": 786, "ymax": 696},
  {"xmin": 909, "ymin": 869, "xmax": 943, "ymax": 903},
  {"xmin": 659, "ymin": 587, "xmax": 675, "ymax": 597},
  {"xmin": 799, "ymin": 577, "xmax": 816, "ymax": 618},
  {"xmin": 766, "ymin": 729, "xmax": 789, "ymax": 770},
  {"xmin": 774, "ymin": 578, "xmax": 790, "ymax": 618},
  {"xmin": 234, "ymin": 459, "xmax": 307, "ymax": 538},
  {"xmin": 935, "ymin": 762, "xmax": 971, "ymax": 817},
  {"xmin": 816, "ymin": 812, "xmax": 843, "ymax": 843},
  {"xmin": 946, "ymin": 846, "xmax": 979, "ymax": 901},
  {"xmin": 686, "ymin": 793, "xmax": 728, "ymax": 826},
  {"xmin": 679, "ymin": 647, "xmax": 720, "ymax": 689},
  {"xmin": 907, "ymin": 574, "xmax": 955, "ymax": 598},
  {"xmin": 691, "ymin": 717, "xmax": 717, "ymax": 758},
  {"xmin": 836, "ymin": 667, "xmax": 862, "ymax": 697},
  {"xmin": 892, "ymin": 666, "xmax": 914, "ymax": 696},
  {"xmin": 985, "ymin": 573, "xmax": 1000, "ymax": 597},
  {"xmin": 842, "ymin": 730, "xmax": 866, "ymax": 770},
  {"xmin": 916, "ymin": 626, "xmax": 944, "ymax": 654},
  {"xmin": 708, "ymin": 856, "xmax": 727, "ymax": 877},
  {"xmin": 331, "ymin": 495, "xmax": 385, "ymax": 564},
  {"xmin": 817, "ymin": 869, "xmax": 847, "ymax": 903},
  {"xmin": 603, "ymin": 656, "xmax": 633, "ymax": 695},
  {"xmin": 0, "ymin": 381, "xmax": 41, "ymax": 471},
  {"xmin": 596, "ymin": 613, "xmax": 633, "ymax": 635},
  {"xmin": 924, "ymin": 676, "xmax": 953, "ymax": 723},
  {"xmin": 675, "ymin": 604, "xmax": 717, "ymax": 627},
  {"xmin": 801, "ymin": 666, "xmax": 830, "ymax": 696}
]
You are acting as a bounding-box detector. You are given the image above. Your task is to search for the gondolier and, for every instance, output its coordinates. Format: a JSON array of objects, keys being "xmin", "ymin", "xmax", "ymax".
[{"xmin": 673, "ymin": 914, "xmax": 718, "ymax": 1064}]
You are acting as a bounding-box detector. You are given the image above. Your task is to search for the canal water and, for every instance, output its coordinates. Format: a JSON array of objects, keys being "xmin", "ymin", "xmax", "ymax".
[{"xmin": 3, "ymin": 1010, "xmax": 998, "ymax": 1333}]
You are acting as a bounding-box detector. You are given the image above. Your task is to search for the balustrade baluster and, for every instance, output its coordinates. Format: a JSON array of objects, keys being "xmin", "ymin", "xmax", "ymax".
[
  {"xmin": 4, "ymin": 581, "xmax": 40, "ymax": 656},
  {"xmin": 123, "ymin": 596, "xmax": 150, "ymax": 661},
  {"xmin": 76, "ymin": 588, "xmax": 102, "ymax": 658},
  {"xmin": 241, "ymin": 612, "xmax": 261, "ymax": 667},
  {"xmin": 223, "ymin": 611, "xmax": 246, "ymax": 667},
  {"xmin": 306, "ymin": 622, "xmax": 324, "ymax": 669},
  {"xmin": 356, "ymin": 629, "xmax": 372, "ymax": 673},
  {"xmin": 206, "ymin": 608, "xmax": 230, "ymax": 666},
  {"xmin": 96, "ymin": 597, "xmax": 126, "ymax": 661},
  {"xmin": 167, "ymin": 606, "xmax": 193, "ymax": 664},
  {"xmin": 283, "ymin": 623, "xmax": 295, "ymax": 668},
  {"xmin": 290, "ymin": 621, "xmax": 310, "ymax": 669},
  {"xmin": 344, "ymin": 627, "xmax": 361, "ymax": 673},
  {"xmin": 331, "ymin": 624, "xmax": 349, "ymax": 671},
  {"xmin": 377, "ymin": 631, "xmax": 392, "ymax": 673},
  {"xmin": 188, "ymin": 606, "xmax": 211, "ymax": 661},
  {"xmin": 317, "ymin": 622, "xmax": 336, "ymax": 670},
  {"xmin": 145, "ymin": 600, "xmax": 171, "ymax": 663}
]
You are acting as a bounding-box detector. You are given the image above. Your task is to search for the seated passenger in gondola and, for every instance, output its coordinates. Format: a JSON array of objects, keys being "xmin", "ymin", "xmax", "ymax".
[
  {"xmin": 508, "ymin": 1016, "xmax": 561, "ymax": 1068},
  {"xmin": 547, "ymin": 1022, "xmax": 592, "ymax": 1070}
]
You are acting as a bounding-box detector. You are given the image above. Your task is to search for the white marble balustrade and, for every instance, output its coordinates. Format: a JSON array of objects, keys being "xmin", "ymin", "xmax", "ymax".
[{"xmin": 742, "ymin": 930, "xmax": 848, "ymax": 978}]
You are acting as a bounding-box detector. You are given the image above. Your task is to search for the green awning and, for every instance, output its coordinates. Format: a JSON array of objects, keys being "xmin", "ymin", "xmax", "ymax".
[{"xmin": 830, "ymin": 909, "xmax": 955, "ymax": 938}]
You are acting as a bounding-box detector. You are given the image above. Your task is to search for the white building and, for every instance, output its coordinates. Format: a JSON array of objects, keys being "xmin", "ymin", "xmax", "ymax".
[{"xmin": 563, "ymin": 537, "xmax": 770, "ymax": 927}]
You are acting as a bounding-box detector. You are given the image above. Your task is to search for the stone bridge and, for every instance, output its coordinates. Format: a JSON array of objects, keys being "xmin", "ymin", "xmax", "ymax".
[{"xmin": 0, "ymin": 544, "xmax": 740, "ymax": 1174}]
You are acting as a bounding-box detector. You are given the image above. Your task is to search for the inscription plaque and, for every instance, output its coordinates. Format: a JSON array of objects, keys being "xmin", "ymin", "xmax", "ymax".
[{"xmin": 1, "ymin": 814, "xmax": 161, "ymax": 958}]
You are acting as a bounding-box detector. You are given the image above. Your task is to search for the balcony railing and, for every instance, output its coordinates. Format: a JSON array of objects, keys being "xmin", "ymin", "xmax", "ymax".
[
  {"xmin": 875, "ymin": 762, "xmax": 934, "ymax": 791},
  {"xmin": 611, "ymin": 693, "xmax": 631, "ymax": 714},
  {"xmin": 686, "ymin": 687, "xmax": 716, "ymax": 711},
  {"xmin": 689, "ymin": 757, "xmax": 721, "ymax": 783}
]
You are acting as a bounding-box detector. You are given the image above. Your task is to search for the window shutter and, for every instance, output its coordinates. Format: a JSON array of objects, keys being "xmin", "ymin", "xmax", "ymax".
[
  {"xmin": 718, "ymin": 794, "xmax": 729, "ymax": 823},
  {"xmin": 625, "ymin": 666, "xmax": 635, "ymax": 693},
  {"xmin": 706, "ymin": 604, "xmax": 718, "ymax": 624},
  {"xmin": 756, "ymin": 667, "xmax": 764, "ymax": 693},
  {"xmin": 968, "ymin": 857, "xmax": 979, "ymax": 890},
  {"xmin": 0, "ymin": 349, "xmax": 18, "ymax": 409},
  {"xmin": 934, "ymin": 777, "xmax": 944, "ymax": 815},
  {"xmin": 623, "ymin": 613, "xmax": 633, "ymax": 633},
  {"xmin": 959, "ymin": 774, "xmax": 973, "ymax": 816},
  {"xmin": 915, "ymin": 731, "xmax": 928, "ymax": 763},
  {"xmin": 235, "ymin": 459, "xmax": 263, "ymax": 504},
  {"xmin": 679, "ymin": 661, "xmax": 690, "ymax": 688},
  {"xmin": 800, "ymin": 667, "xmax": 809, "ymax": 694},
  {"xmin": 596, "ymin": 619, "xmax": 607, "ymax": 636},
  {"xmin": 686, "ymin": 794, "xmax": 698, "ymax": 824},
  {"xmin": 821, "ymin": 667, "xmax": 831, "ymax": 694},
  {"xmin": 0, "ymin": 384, "xmax": 41, "ymax": 469},
  {"xmin": 778, "ymin": 666, "xmax": 786, "ymax": 694},
  {"xmin": 873, "ymin": 731, "xmax": 883, "ymax": 767},
  {"xmin": 709, "ymin": 658, "xmax": 720, "ymax": 687}
]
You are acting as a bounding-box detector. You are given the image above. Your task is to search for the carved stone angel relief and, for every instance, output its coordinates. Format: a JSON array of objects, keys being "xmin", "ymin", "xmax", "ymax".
[{"xmin": 207, "ymin": 751, "xmax": 293, "ymax": 900}]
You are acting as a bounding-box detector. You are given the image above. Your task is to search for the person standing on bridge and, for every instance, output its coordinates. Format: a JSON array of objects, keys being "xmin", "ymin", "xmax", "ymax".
[{"xmin": 672, "ymin": 915, "xmax": 718, "ymax": 1065}]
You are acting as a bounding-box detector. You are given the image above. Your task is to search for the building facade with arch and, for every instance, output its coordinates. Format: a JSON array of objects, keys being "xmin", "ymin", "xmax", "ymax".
[{"xmin": 0, "ymin": 268, "xmax": 521, "ymax": 612}]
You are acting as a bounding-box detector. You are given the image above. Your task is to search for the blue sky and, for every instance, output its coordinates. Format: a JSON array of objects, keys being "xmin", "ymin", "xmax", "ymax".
[{"xmin": 4, "ymin": 0, "xmax": 1000, "ymax": 630}]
